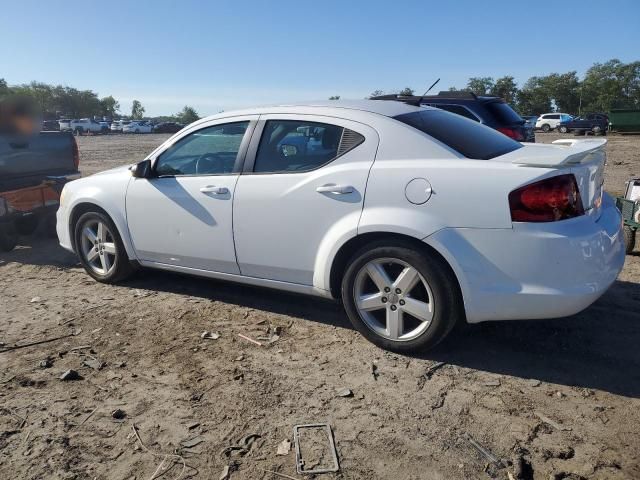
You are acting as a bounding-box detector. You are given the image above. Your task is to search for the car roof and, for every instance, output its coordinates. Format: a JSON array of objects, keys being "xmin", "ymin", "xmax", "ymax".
[{"xmin": 196, "ymin": 100, "xmax": 427, "ymax": 124}]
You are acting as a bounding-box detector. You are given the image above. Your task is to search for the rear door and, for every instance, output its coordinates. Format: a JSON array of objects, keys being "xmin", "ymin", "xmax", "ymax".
[{"xmin": 233, "ymin": 115, "xmax": 378, "ymax": 285}]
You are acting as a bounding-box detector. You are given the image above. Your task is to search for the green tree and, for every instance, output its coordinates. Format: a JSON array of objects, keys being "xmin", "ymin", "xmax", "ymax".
[
  {"xmin": 466, "ymin": 77, "xmax": 494, "ymax": 95},
  {"xmin": 370, "ymin": 90, "xmax": 384, "ymax": 98},
  {"xmin": 490, "ymin": 76, "xmax": 518, "ymax": 104},
  {"xmin": 131, "ymin": 100, "xmax": 145, "ymax": 119},
  {"xmin": 100, "ymin": 96, "xmax": 120, "ymax": 118},
  {"xmin": 581, "ymin": 59, "xmax": 640, "ymax": 112},
  {"xmin": 544, "ymin": 72, "xmax": 581, "ymax": 114},
  {"xmin": 175, "ymin": 105, "xmax": 199, "ymax": 124},
  {"xmin": 398, "ymin": 87, "xmax": 414, "ymax": 96},
  {"xmin": 0, "ymin": 78, "xmax": 9, "ymax": 98},
  {"xmin": 516, "ymin": 76, "xmax": 552, "ymax": 115},
  {"xmin": 328, "ymin": 95, "xmax": 340, "ymax": 100}
]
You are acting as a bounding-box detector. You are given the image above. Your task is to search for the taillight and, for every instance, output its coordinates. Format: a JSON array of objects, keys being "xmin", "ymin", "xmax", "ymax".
[
  {"xmin": 509, "ymin": 174, "xmax": 584, "ymax": 222},
  {"xmin": 72, "ymin": 136, "xmax": 80, "ymax": 169},
  {"xmin": 497, "ymin": 127, "xmax": 525, "ymax": 141}
]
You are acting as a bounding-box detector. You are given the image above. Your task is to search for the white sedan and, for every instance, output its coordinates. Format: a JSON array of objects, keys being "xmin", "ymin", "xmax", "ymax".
[
  {"xmin": 122, "ymin": 121, "xmax": 153, "ymax": 133},
  {"xmin": 56, "ymin": 100, "xmax": 625, "ymax": 351}
]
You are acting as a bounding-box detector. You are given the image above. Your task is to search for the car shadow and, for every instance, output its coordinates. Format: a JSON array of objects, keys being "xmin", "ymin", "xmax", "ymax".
[{"xmin": 3, "ymin": 236, "xmax": 639, "ymax": 398}]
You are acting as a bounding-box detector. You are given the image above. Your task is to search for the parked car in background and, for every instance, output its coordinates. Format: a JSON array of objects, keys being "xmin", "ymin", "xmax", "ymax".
[
  {"xmin": 535, "ymin": 113, "xmax": 572, "ymax": 132},
  {"xmin": 110, "ymin": 120, "xmax": 130, "ymax": 133},
  {"xmin": 56, "ymin": 100, "xmax": 623, "ymax": 352},
  {"xmin": 373, "ymin": 91, "xmax": 534, "ymax": 142},
  {"xmin": 99, "ymin": 121, "xmax": 110, "ymax": 133},
  {"xmin": 122, "ymin": 121, "xmax": 153, "ymax": 133},
  {"xmin": 42, "ymin": 120, "xmax": 60, "ymax": 131},
  {"xmin": 58, "ymin": 119, "xmax": 72, "ymax": 131},
  {"xmin": 558, "ymin": 113, "xmax": 608, "ymax": 135},
  {"xmin": 1, "ymin": 131, "xmax": 80, "ymax": 251},
  {"xmin": 522, "ymin": 115, "xmax": 538, "ymax": 128},
  {"xmin": 69, "ymin": 118, "xmax": 104, "ymax": 135},
  {"xmin": 153, "ymin": 122, "xmax": 184, "ymax": 133}
]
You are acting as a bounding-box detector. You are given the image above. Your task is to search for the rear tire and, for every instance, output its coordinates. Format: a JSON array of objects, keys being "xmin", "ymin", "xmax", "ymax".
[
  {"xmin": 0, "ymin": 223, "xmax": 18, "ymax": 252},
  {"xmin": 341, "ymin": 240, "xmax": 463, "ymax": 352},
  {"xmin": 74, "ymin": 211, "xmax": 134, "ymax": 283},
  {"xmin": 558, "ymin": 125, "xmax": 568, "ymax": 133},
  {"xmin": 541, "ymin": 124, "xmax": 550, "ymax": 132},
  {"xmin": 624, "ymin": 226, "xmax": 636, "ymax": 254}
]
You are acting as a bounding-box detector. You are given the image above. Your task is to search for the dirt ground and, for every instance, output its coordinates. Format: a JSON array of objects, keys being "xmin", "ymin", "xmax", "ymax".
[{"xmin": 1, "ymin": 132, "xmax": 639, "ymax": 480}]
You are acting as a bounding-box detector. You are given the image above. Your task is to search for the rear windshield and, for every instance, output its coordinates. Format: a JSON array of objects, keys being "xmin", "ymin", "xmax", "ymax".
[
  {"xmin": 485, "ymin": 101, "xmax": 524, "ymax": 124},
  {"xmin": 394, "ymin": 109, "xmax": 522, "ymax": 160}
]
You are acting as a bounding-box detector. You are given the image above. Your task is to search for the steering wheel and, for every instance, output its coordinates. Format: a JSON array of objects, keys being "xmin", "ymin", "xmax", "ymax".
[{"xmin": 195, "ymin": 153, "xmax": 224, "ymax": 175}]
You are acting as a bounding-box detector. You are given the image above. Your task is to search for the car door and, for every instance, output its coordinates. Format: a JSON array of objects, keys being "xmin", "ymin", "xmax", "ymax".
[
  {"xmin": 233, "ymin": 114, "xmax": 378, "ymax": 285},
  {"xmin": 126, "ymin": 117, "xmax": 257, "ymax": 273}
]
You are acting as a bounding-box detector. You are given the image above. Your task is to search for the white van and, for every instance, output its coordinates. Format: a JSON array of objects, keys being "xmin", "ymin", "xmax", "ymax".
[{"xmin": 535, "ymin": 113, "xmax": 573, "ymax": 132}]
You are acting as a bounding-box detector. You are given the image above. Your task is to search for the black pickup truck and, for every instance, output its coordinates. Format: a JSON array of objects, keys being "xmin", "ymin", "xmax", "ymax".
[
  {"xmin": 0, "ymin": 131, "xmax": 80, "ymax": 251},
  {"xmin": 557, "ymin": 113, "xmax": 609, "ymax": 135}
]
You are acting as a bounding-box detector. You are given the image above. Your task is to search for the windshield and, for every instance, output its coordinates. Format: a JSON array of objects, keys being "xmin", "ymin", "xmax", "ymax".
[{"xmin": 394, "ymin": 109, "xmax": 523, "ymax": 160}]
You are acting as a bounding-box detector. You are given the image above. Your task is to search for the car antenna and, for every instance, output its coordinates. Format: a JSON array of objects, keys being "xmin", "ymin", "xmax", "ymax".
[{"xmin": 423, "ymin": 78, "xmax": 440, "ymax": 96}]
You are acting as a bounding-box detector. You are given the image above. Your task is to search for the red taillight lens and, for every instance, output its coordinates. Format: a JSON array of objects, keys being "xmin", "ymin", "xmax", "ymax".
[
  {"xmin": 497, "ymin": 127, "xmax": 524, "ymax": 141},
  {"xmin": 509, "ymin": 174, "xmax": 585, "ymax": 222},
  {"xmin": 72, "ymin": 137, "xmax": 80, "ymax": 169}
]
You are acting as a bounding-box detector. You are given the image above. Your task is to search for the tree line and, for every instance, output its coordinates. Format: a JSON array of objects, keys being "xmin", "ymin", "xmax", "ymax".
[
  {"xmin": 0, "ymin": 78, "xmax": 200, "ymax": 124},
  {"xmin": 364, "ymin": 59, "xmax": 640, "ymax": 116}
]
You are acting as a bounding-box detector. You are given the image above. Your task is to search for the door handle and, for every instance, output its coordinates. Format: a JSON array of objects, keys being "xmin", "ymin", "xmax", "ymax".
[
  {"xmin": 200, "ymin": 185, "xmax": 229, "ymax": 195},
  {"xmin": 316, "ymin": 184, "xmax": 354, "ymax": 194}
]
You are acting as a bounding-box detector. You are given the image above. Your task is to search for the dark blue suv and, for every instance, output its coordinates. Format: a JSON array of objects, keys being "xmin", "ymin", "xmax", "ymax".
[{"xmin": 373, "ymin": 91, "xmax": 535, "ymax": 143}]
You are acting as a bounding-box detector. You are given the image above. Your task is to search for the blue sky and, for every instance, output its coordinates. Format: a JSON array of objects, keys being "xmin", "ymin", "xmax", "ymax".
[{"xmin": 2, "ymin": 0, "xmax": 639, "ymax": 116}]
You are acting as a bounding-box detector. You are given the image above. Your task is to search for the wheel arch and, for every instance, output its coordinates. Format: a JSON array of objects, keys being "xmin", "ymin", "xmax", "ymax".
[
  {"xmin": 327, "ymin": 232, "xmax": 465, "ymax": 312},
  {"xmin": 68, "ymin": 201, "xmax": 135, "ymax": 259}
]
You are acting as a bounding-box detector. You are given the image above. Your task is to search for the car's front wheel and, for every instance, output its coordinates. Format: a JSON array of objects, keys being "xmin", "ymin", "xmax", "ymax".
[
  {"xmin": 341, "ymin": 241, "xmax": 463, "ymax": 352},
  {"xmin": 74, "ymin": 211, "xmax": 134, "ymax": 283}
]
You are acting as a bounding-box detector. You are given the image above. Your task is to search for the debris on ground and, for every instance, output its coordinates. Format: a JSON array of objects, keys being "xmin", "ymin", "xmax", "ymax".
[
  {"xmin": 201, "ymin": 331, "xmax": 221, "ymax": 340},
  {"xmin": 527, "ymin": 379, "xmax": 542, "ymax": 387},
  {"xmin": 29, "ymin": 296, "xmax": 42, "ymax": 303},
  {"xmin": 461, "ymin": 433, "xmax": 507, "ymax": 469},
  {"xmin": 187, "ymin": 422, "xmax": 200, "ymax": 430},
  {"xmin": 423, "ymin": 361, "xmax": 446, "ymax": 380},
  {"xmin": 276, "ymin": 438, "xmax": 292, "ymax": 455},
  {"xmin": 293, "ymin": 423, "xmax": 340, "ymax": 474},
  {"xmin": 59, "ymin": 369, "xmax": 82, "ymax": 381},
  {"xmin": 483, "ymin": 379, "xmax": 501, "ymax": 387},
  {"xmin": 221, "ymin": 434, "xmax": 261, "ymax": 458},
  {"xmin": 111, "ymin": 409, "xmax": 126, "ymax": 420},
  {"xmin": 371, "ymin": 363, "xmax": 379, "ymax": 381},
  {"xmin": 336, "ymin": 388, "xmax": 354, "ymax": 398},
  {"xmin": 535, "ymin": 412, "xmax": 572, "ymax": 431},
  {"xmin": 180, "ymin": 435, "xmax": 205, "ymax": 448},
  {"xmin": 219, "ymin": 465, "xmax": 230, "ymax": 480},
  {"xmin": 237, "ymin": 333, "xmax": 262, "ymax": 346},
  {"xmin": 83, "ymin": 357, "xmax": 105, "ymax": 370},
  {"xmin": 257, "ymin": 325, "xmax": 282, "ymax": 344},
  {"xmin": 37, "ymin": 357, "xmax": 53, "ymax": 369}
]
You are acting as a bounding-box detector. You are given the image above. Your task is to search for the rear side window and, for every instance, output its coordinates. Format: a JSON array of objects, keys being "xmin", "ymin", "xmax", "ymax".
[
  {"xmin": 425, "ymin": 104, "xmax": 479, "ymax": 122},
  {"xmin": 253, "ymin": 120, "xmax": 363, "ymax": 173},
  {"xmin": 485, "ymin": 102, "xmax": 523, "ymax": 124},
  {"xmin": 394, "ymin": 109, "xmax": 522, "ymax": 160}
]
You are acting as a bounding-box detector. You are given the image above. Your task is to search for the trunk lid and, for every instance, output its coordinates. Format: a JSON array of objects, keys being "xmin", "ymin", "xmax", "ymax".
[{"xmin": 499, "ymin": 139, "xmax": 606, "ymax": 219}]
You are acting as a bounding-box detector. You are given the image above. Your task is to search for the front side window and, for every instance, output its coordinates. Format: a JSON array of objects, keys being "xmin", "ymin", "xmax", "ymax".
[
  {"xmin": 155, "ymin": 121, "xmax": 249, "ymax": 176},
  {"xmin": 253, "ymin": 120, "xmax": 347, "ymax": 173}
]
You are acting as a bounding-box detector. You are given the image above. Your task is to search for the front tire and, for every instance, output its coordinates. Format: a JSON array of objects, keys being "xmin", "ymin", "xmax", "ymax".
[
  {"xmin": 74, "ymin": 211, "xmax": 134, "ymax": 283},
  {"xmin": 341, "ymin": 241, "xmax": 463, "ymax": 352},
  {"xmin": 624, "ymin": 226, "xmax": 636, "ymax": 254}
]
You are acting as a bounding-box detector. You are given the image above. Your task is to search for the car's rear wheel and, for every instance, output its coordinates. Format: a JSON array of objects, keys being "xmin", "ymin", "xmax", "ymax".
[
  {"xmin": 74, "ymin": 211, "xmax": 134, "ymax": 283},
  {"xmin": 341, "ymin": 241, "xmax": 463, "ymax": 352},
  {"xmin": 0, "ymin": 223, "xmax": 18, "ymax": 252},
  {"xmin": 624, "ymin": 226, "xmax": 636, "ymax": 254},
  {"xmin": 541, "ymin": 124, "xmax": 550, "ymax": 132},
  {"xmin": 558, "ymin": 125, "xmax": 568, "ymax": 133},
  {"xmin": 592, "ymin": 126, "xmax": 602, "ymax": 135}
]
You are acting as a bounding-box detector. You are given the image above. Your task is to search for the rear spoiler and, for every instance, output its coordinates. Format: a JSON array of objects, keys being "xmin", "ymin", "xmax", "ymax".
[{"xmin": 512, "ymin": 139, "xmax": 607, "ymax": 167}]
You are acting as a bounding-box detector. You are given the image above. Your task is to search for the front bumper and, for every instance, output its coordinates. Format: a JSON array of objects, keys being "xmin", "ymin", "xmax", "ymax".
[{"xmin": 427, "ymin": 193, "xmax": 625, "ymax": 323}]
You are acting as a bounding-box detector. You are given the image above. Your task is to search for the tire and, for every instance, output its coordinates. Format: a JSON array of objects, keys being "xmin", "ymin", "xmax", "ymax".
[
  {"xmin": 341, "ymin": 240, "xmax": 464, "ymax": 352},
  {"xmin": 541, "ymin": 124, "xmax": 550, "ymax": 132},
  {"xmin": 0, "ymin": 223, "xmax": 18, "ymax": 252},
  {"xmin": 74, "ymin": 210, "xmax": 134, "ymax": 283},
  {"xmin": 592, "ymin": 126, "xmax": 602, "ymax": 136},
  {"xmin": 624, "ymin": 226, "xmax": 636, "ymax": 254},
  {"xmin": 14, "ymin": 215, "xmax": 39, "ymax": 236},
  {"xmin": 558, "ymin": 125, "xmax": 568, "ymax": 133}
]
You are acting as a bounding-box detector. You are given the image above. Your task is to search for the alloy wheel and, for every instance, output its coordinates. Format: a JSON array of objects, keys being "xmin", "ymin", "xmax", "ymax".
[
  {"xmin": 79, "ymin": 219, "xmax": 117, "ymax": 276},
  {"xmin": 353, "ymin": 258, "xmax": 434, "ymax": 341}
]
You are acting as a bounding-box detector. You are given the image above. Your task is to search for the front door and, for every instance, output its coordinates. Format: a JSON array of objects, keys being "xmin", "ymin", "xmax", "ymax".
[
  {"xmin": 233, "ymin": 114, "xmax": 378, "ymax": 285},
  {"xmin": 126, "ymin": 118, "xmax": 256, "ymax": 273}
]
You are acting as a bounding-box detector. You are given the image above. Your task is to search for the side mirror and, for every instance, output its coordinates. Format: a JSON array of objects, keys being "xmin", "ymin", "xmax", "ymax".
[
  {"xmin": 130, "ymin": 159, "xmax": 152, "ymax": 178},
  {"xmin": 280, "ymin": 144, "xmax": 298, "ymax": 157}
]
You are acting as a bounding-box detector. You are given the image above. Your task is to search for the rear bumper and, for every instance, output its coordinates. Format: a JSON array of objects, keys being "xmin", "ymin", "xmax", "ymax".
[{"xmin": 426, "ymin": 193, "xmax": 625, "ymax": 323}]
